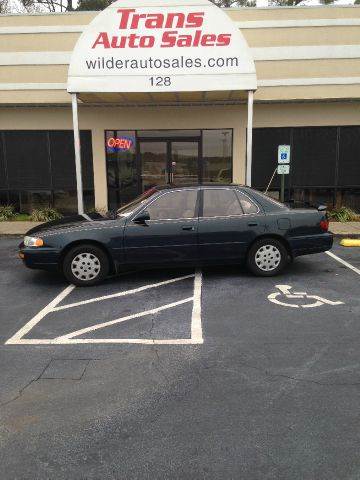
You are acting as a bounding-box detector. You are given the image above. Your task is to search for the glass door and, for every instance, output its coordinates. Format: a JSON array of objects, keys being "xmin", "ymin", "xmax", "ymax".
[
  {"xmin": 170, "ymin": 141, "xmax": 199, "ymax": 185},
  {"xmin": 139, "ymin": 141, "xmax": 168, "ymax": 192}
]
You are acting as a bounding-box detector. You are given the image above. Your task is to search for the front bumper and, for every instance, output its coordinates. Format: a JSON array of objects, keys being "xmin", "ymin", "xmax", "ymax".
[
  {"xmin": 289, "ymin": 232, "xmax": 333, "ymax": 257},
  {"xmin": 19, "ymin": 244, "xmax": 61, "ymax": 271}
]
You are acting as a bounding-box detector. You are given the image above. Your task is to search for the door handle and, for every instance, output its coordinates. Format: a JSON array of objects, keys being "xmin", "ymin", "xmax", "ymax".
[
  {"xmin": 248, "ymin": 222, "xmax": 258, "ymax": 227},
  {"xmin": 182, "ymin": 225, "xmax": 195, "ymax": 231}
]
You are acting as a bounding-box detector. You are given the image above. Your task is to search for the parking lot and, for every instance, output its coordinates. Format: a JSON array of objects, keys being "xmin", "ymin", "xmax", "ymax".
[{"xmin": 0, "ymin": 236, "xmax": 360, "ymax": 479}]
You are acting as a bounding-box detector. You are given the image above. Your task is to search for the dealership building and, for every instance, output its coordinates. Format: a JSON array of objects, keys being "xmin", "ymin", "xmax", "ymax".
[{"xmin": 0, "ymin": 1, "xmax": 360, "ymax": 214}]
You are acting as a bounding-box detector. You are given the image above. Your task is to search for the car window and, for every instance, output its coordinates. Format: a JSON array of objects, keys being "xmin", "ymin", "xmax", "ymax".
[
  {"xmin": 237, "ymin": 192, "xmax": 259, "ymax": 214},
  {"xmin": 146, "ymin": 190, "xmax": 197, "ymax": 220},
  {"xmin": 203, "ymin": 189, "xmax": 242, "ymax": 217},
  {"xmin": 117, "ymin": 187, "xmax": 158, "ymax": 218}
]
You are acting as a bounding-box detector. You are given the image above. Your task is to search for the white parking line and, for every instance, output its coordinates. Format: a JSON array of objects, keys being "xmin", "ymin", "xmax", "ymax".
[
  {"xmin": 5, "ymin": 284, "xmax": 75, "ymax": 345},
  {"xmin": 55, "ymin": 297, "xmax": 194, "ymax": 341},
  {"xmin": 5, "ymin": 271, "xmax": 203, "ymax": 346},
  {"xmin": 52, "ymin": 274, "xmax": 195, "ymax": 312},
  {"xmin": 191, "ymin": 269, "xmax": 203, "ymax": 343},
  {"xmin": 326, "ymin": 251, "xmax": 360, "ymax": 276}
]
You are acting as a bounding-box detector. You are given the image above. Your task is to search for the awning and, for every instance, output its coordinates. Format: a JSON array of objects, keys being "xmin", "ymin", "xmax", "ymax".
[{"xmin": 67, "ymin": 0, "xmax": 257, "ymax": 101}]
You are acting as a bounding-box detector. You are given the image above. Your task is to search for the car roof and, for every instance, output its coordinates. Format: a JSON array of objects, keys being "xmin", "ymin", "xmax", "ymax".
[{"xmin": 155, "ymin": 183, "xmax": 244, "ymax": 191}]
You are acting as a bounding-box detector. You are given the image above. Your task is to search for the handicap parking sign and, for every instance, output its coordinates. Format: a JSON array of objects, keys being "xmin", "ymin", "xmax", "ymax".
[{"xmin": 278, "ymin": 145, "xmax": 291, "ymax": 164}]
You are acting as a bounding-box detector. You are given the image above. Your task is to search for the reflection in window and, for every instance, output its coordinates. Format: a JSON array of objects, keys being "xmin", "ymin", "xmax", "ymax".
[
  {"xmin": 237, "ymin": 192, "xmax": 258, "ymax": 214},
  {"xmin": 146, "ymin": 190, "xmax": 197, "ymax": 220},
  {"xmin": 203, "ymin": 130, "xmax": 232, "ymax": 183},
  {"xmin": 106, "ymin": 130, "xmax": 137, "ymax": 208},
  {"xmin": 203, "ymin": 189, "xmax": 242, "ymax": 217}
]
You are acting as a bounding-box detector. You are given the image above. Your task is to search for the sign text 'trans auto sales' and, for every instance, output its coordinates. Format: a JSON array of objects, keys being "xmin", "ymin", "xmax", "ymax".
[
  {"xmin": 92, "ymin": 9, "xmax": 232, "ymax": 49},
  {"xmin": 67, "ymin": 0, "xmax": 257, "ymax": 94}
]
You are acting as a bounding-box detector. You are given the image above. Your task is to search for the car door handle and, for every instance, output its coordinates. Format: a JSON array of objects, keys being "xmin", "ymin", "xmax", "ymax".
[
  {"xmin": 182, "ymin": 225, "xmax": 195, "ymax": 231},
  {"xmin": 248, "ymin": 222, "xmax": 258, "ymax": 227}
]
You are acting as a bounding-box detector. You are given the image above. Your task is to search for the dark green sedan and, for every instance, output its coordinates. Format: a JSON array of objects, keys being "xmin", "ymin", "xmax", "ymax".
[{"xmin": 19, "ymin": 185, "xmax": 333, "ymax": 286}]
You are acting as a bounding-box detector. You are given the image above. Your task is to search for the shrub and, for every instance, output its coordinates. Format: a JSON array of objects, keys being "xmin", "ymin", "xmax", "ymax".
[
  {"xmin": 0, "ymin": 204, "xmax": 15, "ymax": 221},
  {"xmin": 31, "ymin": 208, "xmax": 63, "ymax": 222},
  {"xmin": 328, "ymin": 206, "xmax": 359, "ymax": 222}
]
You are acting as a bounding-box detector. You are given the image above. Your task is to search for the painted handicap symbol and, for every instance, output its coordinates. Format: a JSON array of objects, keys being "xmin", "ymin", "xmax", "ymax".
[{"xmin": 268, "ymin": 285, "xmax": 344, "ymax": 309}]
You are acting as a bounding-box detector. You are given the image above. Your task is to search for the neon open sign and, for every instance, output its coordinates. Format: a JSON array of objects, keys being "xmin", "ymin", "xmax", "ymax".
[{"xmin": 107, "ymin": 136, "xmax": 135, "ymax": 151}]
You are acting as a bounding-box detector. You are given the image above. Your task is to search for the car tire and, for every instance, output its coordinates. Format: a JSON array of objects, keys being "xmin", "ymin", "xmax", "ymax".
[
  {"xmin": 246, "ymin": 238, "xmax": 288, "ymax": 277},
  {"xmin": 62, "ymin": 244, "xmax": 109, "ymax": 286}
]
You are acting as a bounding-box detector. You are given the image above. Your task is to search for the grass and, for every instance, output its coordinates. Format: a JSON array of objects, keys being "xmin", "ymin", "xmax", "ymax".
[{"xmin": 10, "ymin": 213, "xmax": 32, "ymax": 221}]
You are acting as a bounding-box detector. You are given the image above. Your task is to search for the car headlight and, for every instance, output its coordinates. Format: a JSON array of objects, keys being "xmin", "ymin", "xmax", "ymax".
[{"xmin": 24, "ymin": 236, "xmax": 44, "ymax": 247}]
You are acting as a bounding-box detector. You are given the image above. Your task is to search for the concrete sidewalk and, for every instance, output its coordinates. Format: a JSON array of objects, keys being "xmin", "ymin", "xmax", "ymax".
[
  {"xmin": 329, "ymin": 222, "xmax": 360, "ymax": 237},
  {"xmin": 1, "ymin": 220, "xmax": 360, "ymax": 237},
  {"xmin": 0, "ymin": 221, "xmax": 42, "ymax": 235}
]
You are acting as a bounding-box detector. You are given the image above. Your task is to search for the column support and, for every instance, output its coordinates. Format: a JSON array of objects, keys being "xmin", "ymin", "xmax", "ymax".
[
  {"xmin": 71, "ymin": 93, "xmax": 84, "ymax": 215},
  {"xmin": 246, "ymin": 90, "xmax": 254, "ymax": 187}
]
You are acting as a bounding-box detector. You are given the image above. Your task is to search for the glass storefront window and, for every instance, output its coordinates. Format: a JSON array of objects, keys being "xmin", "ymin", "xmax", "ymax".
[
  {"xmin": 202, "ymin": 129, "xmax": 232, "ymax": 183},
  {"xmin": 138, "ymin": 130, "xmax": 201, "ymax": 138},
  {"xmin": 0, "ymin": 130, "xmax": 94, "ymax": 214},
  {"xmin": 53, "ymin": 190, "xmax": 94, "ymax": 214},
  {"xmin": 106, "ymin": 130, "xmax": 137, "ymax": 206},
  {"xmin": 106, "ymin": 129, "xmax": 233, "ymax": 210}
]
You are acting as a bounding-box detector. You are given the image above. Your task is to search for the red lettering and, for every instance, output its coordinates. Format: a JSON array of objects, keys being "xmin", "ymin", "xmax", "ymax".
[
  {"xmin": 165, "ymin": 12, "xmax": 185, "ymax": 28},
  {"xmin": 186, "ymin": 12, "xmax": 204, "ymax": 28},
  {"xmin": 111, "ymin": 35, "xmax": 127, "ymax": 48},
  {"xmin": 107, "ymin": 137, "xmax": 133, "ymax": 150},
  {"xmin": 201, "ymin": 33, "xmax": 216, "ymax": 47},
  {"xmin": 161, "ymin": 31, "xmax": 177, "ymax": 48},
  {"xmin": 117, "ymin": 9, "xmax": 135, "ymax": 29},
  {"xmin": 128, "ymin": 33, "xmax": 140, "ymax": 48},
  {"xmin": 192, "ymin": 30, "xmax": 202, "ymax": 47},
  {"xmin": 216, "ymin": 33, "xmax": 231, "ymax": 46},
  {"xmin": 92, "ymin": 32, "xmax": 110, "ymax": 49},
  {"xmin": 144, "ymin": 13, "xmax": 164, "ymax": 28},
  {"xmin": 130, "ymin": 13, "xmax": 147, "ymax": 29},
  {"xmin": 139, "ymin": 36, "xmax": 155, "ymax": 48}
]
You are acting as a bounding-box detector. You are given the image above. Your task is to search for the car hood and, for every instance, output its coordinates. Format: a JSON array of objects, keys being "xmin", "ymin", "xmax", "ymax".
[{"xmin": 26, "ymin": 213, "xmax": 125, "ymax": 237}]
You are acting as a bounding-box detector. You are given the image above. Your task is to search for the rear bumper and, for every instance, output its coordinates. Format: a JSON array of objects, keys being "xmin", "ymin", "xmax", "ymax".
[
  {"xmin": 289, "ymin": 233, "xmax": 333, "ymax": 257},
  {"xmin": 19, "ymin": 246, "xmax": 61, "ymax": 271}
]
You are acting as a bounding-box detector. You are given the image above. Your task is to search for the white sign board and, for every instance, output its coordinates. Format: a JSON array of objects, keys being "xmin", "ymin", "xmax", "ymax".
[
  {"xmin": 278, "ymin": 145, "xmax": 291, "ymax": 164},
  {"xmin": 67, "ymin": 0, "xmax": 257, "ymax": 93},
  {"xmin": 278, "ymin": 164, "xmax": 290, "ymax": 175}
]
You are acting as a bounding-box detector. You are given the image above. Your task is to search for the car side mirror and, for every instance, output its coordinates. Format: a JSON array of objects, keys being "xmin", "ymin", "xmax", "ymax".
[
  {"xmin": 133, "ymin": 210, "xmax": 150, "ymax": 224},
  {"xmin": 317, "ymin": 205, "xmax": 327, "ymax": 212}
]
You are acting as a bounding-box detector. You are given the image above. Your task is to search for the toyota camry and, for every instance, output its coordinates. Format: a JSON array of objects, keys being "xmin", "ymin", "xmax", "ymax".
[{"xmin": 19, "ymin": 185, "xmax": 333, "ymax": 286}]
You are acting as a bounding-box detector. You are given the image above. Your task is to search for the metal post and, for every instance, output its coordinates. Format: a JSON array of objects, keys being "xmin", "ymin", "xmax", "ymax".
[
  {"xmin": 71, "ymin": 93, "xmax": 84, "ymax": 215},
  {"xmin": 246, "ymin": 90, "xmax": 254, "ymax": 187},
  {"xmin": 280, "ymin": 173, "xmax": 285, "ymax": 203}
]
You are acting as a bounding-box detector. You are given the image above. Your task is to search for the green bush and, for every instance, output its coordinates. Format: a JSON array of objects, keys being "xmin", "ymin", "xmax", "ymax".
[
  {"xmin": 30, "ymin": 208, "xmax": 63, "ymax": 222},
  {"xmin": 328, "ymin": 206, "xmax": 359, "ymax": 222},
  {"xmin": 0, "ymin": 204, "xmax": 15, "ymax": 221}
]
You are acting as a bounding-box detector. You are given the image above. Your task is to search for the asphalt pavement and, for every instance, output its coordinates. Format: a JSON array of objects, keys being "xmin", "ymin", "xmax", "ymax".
[{"xmin": 0, "ymin": 236, "xmax": 359, "ymax": 480}]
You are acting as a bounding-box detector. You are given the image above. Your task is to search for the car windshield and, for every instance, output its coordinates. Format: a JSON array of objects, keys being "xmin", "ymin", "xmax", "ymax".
[{"xmin": 116, "ymin": 188, "xmax": 159, "ymax": 218}]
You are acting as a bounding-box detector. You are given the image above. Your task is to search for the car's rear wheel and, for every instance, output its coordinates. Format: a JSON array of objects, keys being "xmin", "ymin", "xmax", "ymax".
[
  {"xmin": 62, "ymin": 244, "xmax": 109, "ymax": 286},
  {"xmin": 247, "ymin": 238, "xmax": 288, "ymax": 277}
]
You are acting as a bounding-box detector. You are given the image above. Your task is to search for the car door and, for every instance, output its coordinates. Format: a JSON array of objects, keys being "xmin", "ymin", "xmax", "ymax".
[
  {"xmin": 198, "ymin": 187, "xmax": 265, "ymax": 263},
  {"xmin": 124, "ymin": 188, "xmax": 199, "ymax": 265}
]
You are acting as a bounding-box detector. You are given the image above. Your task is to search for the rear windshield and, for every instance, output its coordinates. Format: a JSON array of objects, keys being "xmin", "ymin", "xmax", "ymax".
[
  {"xmin": 251, "ymin": 190, "xmax": 288, "ymax": 209},
  {"xmin": 117, "ymin": 188, "xmax": 158, "ymax": 218}
]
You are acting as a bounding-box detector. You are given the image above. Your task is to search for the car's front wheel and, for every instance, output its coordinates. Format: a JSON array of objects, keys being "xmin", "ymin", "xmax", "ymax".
[
  {"xmin": 62, "ymin": 244, "xmax": 109, "ymax": 286},
  {"xmin": 247, "ymin": 238, "xmax": 288, "ymax": 277}
]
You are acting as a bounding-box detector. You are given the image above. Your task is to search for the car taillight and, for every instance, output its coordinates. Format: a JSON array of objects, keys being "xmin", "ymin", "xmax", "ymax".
[{"xmin": 320, "ymin": 219, "xmax": 329, "ymax": 232}]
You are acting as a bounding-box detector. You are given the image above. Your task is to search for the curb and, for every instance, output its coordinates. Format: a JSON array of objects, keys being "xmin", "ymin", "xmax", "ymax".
[
  {"xmin": 331, "ymin": 233, "xmax": 360, "ymax": 239},
  {"xmin": 339, "ymin": 238, "xmax": 360, "ymax": 246}
]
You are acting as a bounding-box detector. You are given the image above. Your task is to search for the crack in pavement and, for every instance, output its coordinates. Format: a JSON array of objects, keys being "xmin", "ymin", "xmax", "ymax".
[
  {"xmin": 0, "ymin": 358, "xmax": 96, "ymax": 407},
  {"xmin": 149, "ymin": 315, "xmax": 170, "ymax": 384},
  {"xmin": 0, "ymin": 358, "xmax": 53, "ymax": 407}
]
